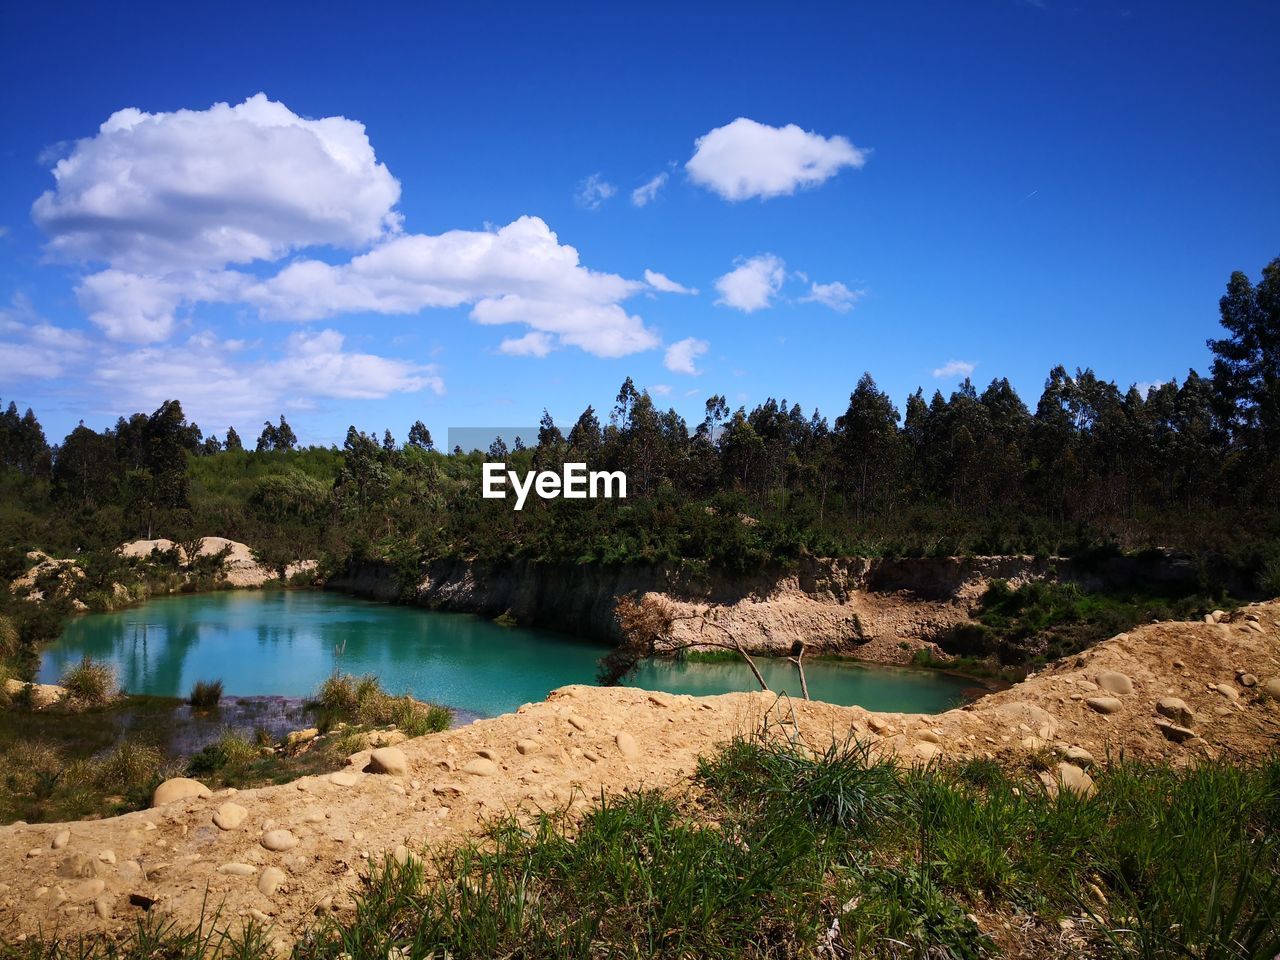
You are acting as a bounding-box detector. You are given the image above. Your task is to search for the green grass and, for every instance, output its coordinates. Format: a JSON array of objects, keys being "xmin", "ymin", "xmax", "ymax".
[
  {"xmin": 10, "ymin": 734, "xmax": 1276, "ymax": 959},
  {"xmin": 956, "ymin": 579, "xmax": 1237, "ymax": 664},
  {"xmin": 58, "ymin": 655, "xmax": 117, "ymax": 705},
  {"xmin": 188, "ymin": 678, "xmax": 223, "ymax": 708},
  {"xmin": 310, "ymin": 672, "xmax": 453, "ymax": 737}
]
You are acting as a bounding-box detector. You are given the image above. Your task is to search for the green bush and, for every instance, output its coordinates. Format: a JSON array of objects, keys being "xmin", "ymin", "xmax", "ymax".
[
  {"xmin": 188, "ymin": 678, "xmax": 224, "ymax": 708},
  {"xmin": 311, "ymin": 673, "xmax": 452, "ymax": 736},
  {"xmin": 58, "ymin": 656, "xmax": 116, "ymax": 705}
]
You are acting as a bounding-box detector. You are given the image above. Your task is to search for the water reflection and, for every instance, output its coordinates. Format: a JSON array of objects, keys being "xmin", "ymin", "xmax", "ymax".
[{"xmin": 41, "ymin": 591, "xmax": 973, "ymax": 718}]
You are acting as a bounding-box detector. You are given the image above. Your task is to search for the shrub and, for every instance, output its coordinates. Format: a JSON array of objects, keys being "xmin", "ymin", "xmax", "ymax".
[
  {"xmin": 311, "ymin": 673, "xmax": 452, "ymax": 736},
  {"xmin": 188, "ymin": 678, "xmax": 224, "ymax": 708},
  {"xmin": 58, "ymin": 656, "xmax": 116, "ymax": 705},
  {"xmin": 186, "ymin": 730, "xmax": 259, "ymax": 775}
]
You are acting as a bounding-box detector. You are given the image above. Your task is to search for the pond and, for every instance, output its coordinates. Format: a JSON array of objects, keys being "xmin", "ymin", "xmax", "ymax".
[{"xmin": 39, "ymin": 591, "xmax": 973, "ymax": 717}]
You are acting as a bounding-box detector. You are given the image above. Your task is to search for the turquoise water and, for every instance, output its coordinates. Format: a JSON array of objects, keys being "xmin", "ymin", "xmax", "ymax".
[{"xmin": 39, "ymin": 591, "xmax": 972, "ymax": 717}]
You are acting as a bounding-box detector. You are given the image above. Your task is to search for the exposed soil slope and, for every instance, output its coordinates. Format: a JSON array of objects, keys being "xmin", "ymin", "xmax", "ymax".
[{"xmin": 1, "ymin": 602, "xmax": 1277, "ymax": 949}]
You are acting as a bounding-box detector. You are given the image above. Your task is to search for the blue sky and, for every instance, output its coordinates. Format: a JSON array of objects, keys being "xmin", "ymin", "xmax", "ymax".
[{"xmin": 1, "ymin": 0, "xmax": 1277, "ymax": 447}]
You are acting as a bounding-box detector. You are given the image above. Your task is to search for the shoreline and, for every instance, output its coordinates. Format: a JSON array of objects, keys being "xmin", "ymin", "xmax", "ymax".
[{"xmin": 2, "ymin": 600, "xmax": 1276, "ymax": 944}]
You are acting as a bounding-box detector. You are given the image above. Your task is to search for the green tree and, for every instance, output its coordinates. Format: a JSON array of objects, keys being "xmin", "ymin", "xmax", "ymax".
[
  {"xmin": 1208, "ymin": 256, "xmax": 1280, "ymax": 449},
  {"xmin": 406, "ymin": 421, "xmax": 434, "ymax": 451}
]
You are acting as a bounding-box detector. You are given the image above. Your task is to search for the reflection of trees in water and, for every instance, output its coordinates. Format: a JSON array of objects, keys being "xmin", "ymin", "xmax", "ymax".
[{"xmin": 115, "ymin": 617, "xmax": 202, "ymax": 695}]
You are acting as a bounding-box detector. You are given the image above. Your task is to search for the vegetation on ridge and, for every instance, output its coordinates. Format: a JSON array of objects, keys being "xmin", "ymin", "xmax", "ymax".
[{"xmin": 5, "ymin": 734, "xmax": 1277, "ymax": 958}]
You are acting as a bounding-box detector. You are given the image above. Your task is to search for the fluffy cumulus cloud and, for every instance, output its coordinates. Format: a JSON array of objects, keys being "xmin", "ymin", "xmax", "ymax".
[
  {"xmin": 686, "ymin": 118, "xmax": 868, "ymax": 201},
  {"xmin": 933, "ymin": 360, "xmax": 976, "ymax": 378},
  {"xmin": 498, "ymin": 331, "xmax": 555, "ymax": 358},
  {"xmin": 644, "ymin": 269, "xmax": 697, "ymax": 295},
  {"xmin": 631, "ymin": 172, "xmax": 668, "ymax": 207},
  {"xmin": 800, "ymin": 280, "xmax": 864, "ymax": 313},
  {"xmin": 32, "ymin": 93, "xmax": 401, "ymax": 272},
  {"xmin": 714, "ymin": 254, "xmax": 786, "ymax": 312},
  {"xmin": 575, "ymin": 173, "xmax": 616, "ymax": 210},
  {"xmin": 91, "ymin": 329, "xmax": 441, "ymax": 426},
  {"xmin": 29, "ymin": 95, "xmax": 675, "ymax": 363},
  {"xmin": 664, "ymin": 337, "xmax": 710, "ymax": 375},
  {"xmin": 244, "ymin": 216, "xmax": 658, "ymax": 357}
]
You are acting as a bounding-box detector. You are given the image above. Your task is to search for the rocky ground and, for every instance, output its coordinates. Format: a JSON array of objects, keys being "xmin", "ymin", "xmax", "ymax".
[{"xmin": 0, "ymin": 602, "xmax": 1277, "ymax": 951}]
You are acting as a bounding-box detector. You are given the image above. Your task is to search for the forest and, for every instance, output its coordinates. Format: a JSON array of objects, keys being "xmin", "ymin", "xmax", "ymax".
[{"xmin": 1, "ymin": 257, "xmax": 1278, "ymax": 602}]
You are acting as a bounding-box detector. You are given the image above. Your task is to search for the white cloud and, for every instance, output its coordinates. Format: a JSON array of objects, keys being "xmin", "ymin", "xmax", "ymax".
[
  {"xmin": 932, "ymin": 360, "xmax": 976, "ymax": 378},
  {"xmin": 714, "ymin": 254, "xmax": 785, "ymax": 312},
  {"xmin": 664, "ymin": 337, "xmax": 710, "ymax": 375},
  {"xmin": 32, "ymin": 95, "xmax": 674, "ymax": 361},
  {"xmin": 0, "ymin": 294, "xmax": 92, "ymax": 380},
  {"xmin": 498, "ymin": 331, "xmax": 554, "ymax": 357},
  {"xmin": 33, "ymin": 93, "xmax": 401, "ymax": 272},
  {"xmin": 686, "ymin": 118, "xmax": 868, "ymax": 201},
  {"xmin": 1135, "ymin": 380, "xmax": 1167, "ymax": 396},
  {"xmin": 240, "ymin": 216, "xmax": 658, "ymax": 358},
  {"xmin": 91, "ymin": 329, "xmax": 440, "ymax": 426},
  {"xmin": 800, "ymin": 280, "xmax": 864, "ymax": 313},
  {"xmin": 649, "ymin": 383, "xmax": 672, "ymax": 396},
  {"xmin": 631, "ymin": 172, "xmax": 668, "ymax": 207},
  {"xmin": 575, "ymin": 173, "xmax": 616, "ymax": 210},
  {"xmin": 644, "ymin": 269, "xmax": 697, "ymax": 295}
]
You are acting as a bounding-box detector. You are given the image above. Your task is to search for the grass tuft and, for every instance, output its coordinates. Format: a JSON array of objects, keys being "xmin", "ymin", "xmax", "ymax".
[
  {"xmin": 311, "ymin": 672, "xmax": 452, "ymax": 737},
  {"xmin": 58, "ymin": 656, "xmax": 116, "ymax": 705},
  {"xmin": 188, "ymin": 678, "xmax": 224, "ymax": 708}
]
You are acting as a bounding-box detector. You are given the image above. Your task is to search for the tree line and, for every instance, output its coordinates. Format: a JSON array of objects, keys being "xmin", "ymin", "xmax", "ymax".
[{"xmin": 1, "ymin": 257, "xmax": 1277, "ymax": 585}]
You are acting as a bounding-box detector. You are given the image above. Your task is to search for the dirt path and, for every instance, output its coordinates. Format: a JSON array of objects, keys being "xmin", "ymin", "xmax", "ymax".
[{"xmin": 2, "ymin": 603, "xmax": 1277, "ymax": 950}]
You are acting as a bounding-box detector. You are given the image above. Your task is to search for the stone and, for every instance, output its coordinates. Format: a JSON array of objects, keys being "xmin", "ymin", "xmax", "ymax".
[
  {"xmin": 1086, "ymin": 697, "xmax": 1123, "ymax": 715},
  {"xmin": 914, "ymin": 741, "xmax": 943, "ymax": 762},
  {"xmin": 462, "ymin": 758, "xmax": 498, "ymax": 777},
  {"xmin": 867, "ymin": 716, "xmax": 888, "ymax": 733},
  {"xmin": 285, "ymin": 728, "xmax": 319, "ymax": 748},
  {"xmin": 616, "ymin": 731, "xmax": 639, "ymax": 757},
  {"xmin": 1155, "ymin": 697, "xmax": 1195, "ymax": 727},
  {"xmin": 58, "ymin": 852, "xmax": 97, "ymax": 879},
  {"xmin": 916, "ymin": 729, "xmax": 942, "ymax": 745},
  {"xmin": 152, "ymin": 777, "xmax": 212, "ymax": 807},
  {"xmin": 51, "ymin": 829, "xmax": 70, "ymax": 850},
  {"xmin": 516, "ymin": 739, "xmax": 541, "ymax": 755},
  {"xmin": 1246, "ymin": 621, "xmax": 1265, "ymax": 634},
  {"xmin": 567, "ymin": 714, "xmax": 590, "ymax": 732},
  {"xmin": 73, "ymin": 878, "xmax": 106, "ymax": 900},
  {"xmin": 1210, "ymin": 609, "xmax": 1226, "ymax": 623},
  {"xmin": 1075, "ymin": 680, "xmax": 1098, "ymax": 692},
  {"xmin": 329, "ymin": 770, "xmax": 361, "ymax": 787},
  {"xmin": 476, "ymin": 747, "xmax": 501, "ymax": 761},
  {"xmin": 117, "ymin": 860, "xmax": 142, "ymax": 884},
  {"xmin": 261, "ymin": 830, "xmax": 299, "ymax": 852},
  {"xmin": 366, "ymin": 747, "xmax": 409, "ymax": 777},
  {"xmin": 1155, "ymin": 720, "xmax": 1197, "ymax": 744},
  {"xmin": 258, "ymin": 866, "xmax": 286, "ymax": 896},
  {"xmin": 1096, "ymin": 671, "xmax": 1134, "ymax": 696},
  {"xmin": 1054, "ymin": 762, "xmax": 1096, "ymax": 798},
  {"xmin": 97, "ymin": 850, "xmax": 115, "ymax": 864},
  {"xmin": 218, "ymin": 862, "xmax": 256, "ymax": 876},
  {"xmin": 1213, "ymin": 683, "xmax": 1240, "ymax": 702},
  {"xmin": 1263, "ymin": 678, "xmax": 1280, "ymax": 700},
  {"xmin": 1239, "ymin": 673, "xmax": 1258, "ymax": 687},
  {"xmin": 1064, "ymin": 746, "xmax": 1095, "ymax": 767},
  {"xmin": 94, "ymin": 895, "xmax": 114, "ymax": 920},
  {"xmin": 212, "ymin": 801, "xmax": 248, "ymax": 831}
]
